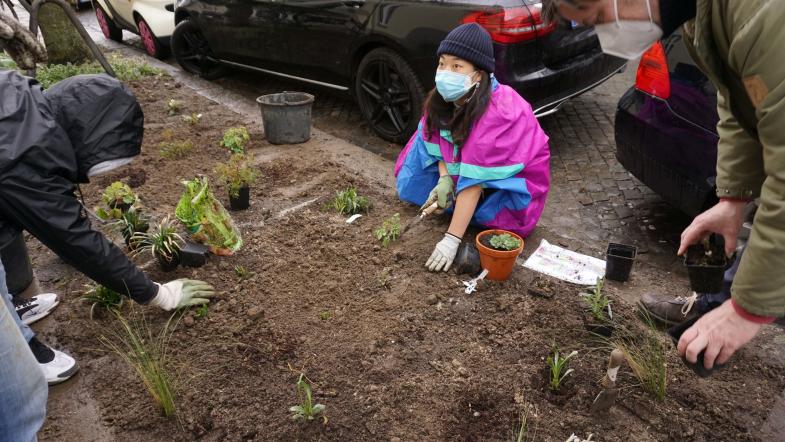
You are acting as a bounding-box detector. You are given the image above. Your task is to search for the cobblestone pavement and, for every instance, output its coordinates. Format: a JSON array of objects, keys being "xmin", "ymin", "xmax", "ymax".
[{"xmin": 15, "ymin": 4, "xmax": 692, "ymax": 272}]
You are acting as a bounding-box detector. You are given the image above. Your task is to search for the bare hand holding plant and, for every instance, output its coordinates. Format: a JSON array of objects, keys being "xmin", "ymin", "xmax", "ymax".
[{"xmin": 678, "ymin": 199, "xmax": 747, "ymax": 257}]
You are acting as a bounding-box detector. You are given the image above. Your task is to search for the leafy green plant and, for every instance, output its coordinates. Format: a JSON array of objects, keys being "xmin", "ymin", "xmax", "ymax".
[
  {"xmin": 546, "ymin": 348, "xmax": 577, "ymax": 392},
  {"xmin": 35, "ymin": 54, "xmax": 161, "ymax": 88},
  {"xmin": 133, "ymin": 216, "xmax": 184, "ymax": 262},
  {"xmin": 331, "ymin": 187, "xmax": 371, "ymax": 215},
  {"xmin": 234, "ymin": 265, "xmax": 251, "ymax": 280},
  {"xmin": 175, "ymin": 176, "xmax": 243, "ymax": 254},
  {"xmin": 582, "ymin": 277, "xmax": 610, "ymax": 321},
  {"xmin": 166, "ymin": 99, "xmax": 182, "ymax": 116},
  {"xmin": 110, "ymin": 208, "xmax": 151, "ymax": 249},
  {"xmin": 374, "ymin": 213, "xmax": 401, "ymax": 247},
  {"xmin": 99, "ymin": 309, "xmax": 179, "ymax": 417},
  {"xmin": 81, "ymin": 284, "xmax": 124, "ymax": 319},
  {"xmin": 194, "ymin": 304, "xmax": 209, "ymax": 319},
  {"xmin": 159, "ymin": 139, "xmax": 194, "ymax": 159},
  {"xmin": 490, "ymin": 233, "xmax": 521, "ymax": 251},
  {"xmin": 102, "ymin": 182, "xmax": 137, "ymax": 209},
  {"xmin": 183, "ymin": 112, "xmax": 202, "ymax": 125},
  {"xmin": 214, "ymin": 154, "xmax": 259, "ymax": 197},
  {"xmin": 318, "ymin": 311, "xmax": 332, "ymax": 321},
  {"xmin": 289, "ymin": 373, "xmax": 327, "ymax": 423},
  {"xmin": 609, "ymin": 315, "xmax": 667, "ymax": 401},
  {"xmin": 220, "ymin": 127, "xmax": 251, "ymax": 154}
]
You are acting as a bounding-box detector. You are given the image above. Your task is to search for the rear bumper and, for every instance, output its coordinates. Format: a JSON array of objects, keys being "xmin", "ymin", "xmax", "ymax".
[
  {"xmin": 614, "ymin": 87, "xmax": 719, "ymax": 216},
  {"xmin": 496, "ymin": 49, "xmax": 627, "ymax": 116}
]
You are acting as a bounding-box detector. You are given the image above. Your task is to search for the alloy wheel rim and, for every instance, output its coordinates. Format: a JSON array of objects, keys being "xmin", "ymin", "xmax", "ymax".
[
  {"xmin": 138, "ymin": 21, "xmax": 156, "ymax": 56},
  {"xmin": 178, "ymin": 27, "xmax": 219, "ymax": 74},
  {"xmin": 96, "ymin": 8, "xmax": 111, "ymax": 39},
  {"xmin": 359, "ymin": 60, "xmax": 412, "ymax": 138}
]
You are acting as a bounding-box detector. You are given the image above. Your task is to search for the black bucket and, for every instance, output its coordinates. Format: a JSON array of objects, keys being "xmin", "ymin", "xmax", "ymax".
[
  {"xmin": 605, "ymin": 243, "xmax": 637, "ymax": 282},
  {"xmin": 0, "ymin": 233, "xmax": 34, "ymax": 296},
  {"xmin": 256, "ymin": 92, "xmax": 314, "ymax": 145},
  {"xmin": 684, "ymin": 234, "xmax": 727, "ymax": 294}
]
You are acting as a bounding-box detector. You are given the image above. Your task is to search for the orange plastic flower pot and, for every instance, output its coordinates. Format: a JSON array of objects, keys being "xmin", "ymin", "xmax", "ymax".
[{"xmin": 475, "ymin": 229, "xmax": 525, "ymax": 281}]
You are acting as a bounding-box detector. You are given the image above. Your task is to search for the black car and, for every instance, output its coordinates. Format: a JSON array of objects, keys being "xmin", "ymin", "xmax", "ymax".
[
  {"xmin": 615, "ymin": 31, "xmax": 720, "ymax": 216},
  {"xmin": 172, "ymin": 0, "xmax": 625, "ymax": 143}
]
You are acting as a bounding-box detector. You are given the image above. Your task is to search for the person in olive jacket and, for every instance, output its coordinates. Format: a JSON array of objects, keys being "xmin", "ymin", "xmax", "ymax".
[{"xmin": 544, "ymin": 0, "xmax": 785, "ymax": 371}]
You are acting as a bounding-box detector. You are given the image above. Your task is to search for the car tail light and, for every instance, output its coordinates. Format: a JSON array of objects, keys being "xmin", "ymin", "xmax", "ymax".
[
  {"xmin": 635, "ymin": 41, "xmax": 670, "ymax": 99},
  {"xmin": 463, "ymin": 6, "xmax": 556, "ymax": 44}
]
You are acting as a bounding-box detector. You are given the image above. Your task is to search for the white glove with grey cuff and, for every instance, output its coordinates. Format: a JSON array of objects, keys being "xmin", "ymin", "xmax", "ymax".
[{"xmin": 426, "ymin": 233, "xmax": 462, "ymax": 272}]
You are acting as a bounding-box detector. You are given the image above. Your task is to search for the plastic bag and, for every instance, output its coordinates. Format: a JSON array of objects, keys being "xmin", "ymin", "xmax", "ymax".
[{"xmin": 175, "ymin": 176, "xmax": 242, "ymax": 255}]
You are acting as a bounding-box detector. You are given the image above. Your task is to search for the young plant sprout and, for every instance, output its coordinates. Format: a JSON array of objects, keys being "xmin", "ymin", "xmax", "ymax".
[
  {"xmin": 159, "ymin": 139, "xmax": 195, "ymax": 159},
  {"xmin": 490, "ymin": 233, "xmax": 521, "ymax": 251},
  {"xmin": 182, "ymin": 112, "xmax": 202, "ymax": 125},
  {"xmin": 81, "ymin": 284, "xmax": 124, "ymax": 319},
  {"xmin": 220, "ymin": 127, "xmax": 251, "ymax": 154},
  {"xmin": 546, "ymin": 348, "xmax": 577, "ymax": 392},
  {"xmin": 194, "ymin": 304, "xmax": 209, "ymax": 319},
  {"xmin": 374, "ymin": 213, "xmax": 401, "ymax": 247},
  {"xmin": 110, "ymin": 207, "xmax": 150, "ymax": 249},
  {"xmin": 166, "ymin": 98, "xmax": 182, "ymax": 116},
  {"xmin": 583, "ymin": 277, "xmax": 610, "ymax": 322},
  {"xmin": 133, "ymin": 216, "xmax": 184, "ymax": 268},
  {"xmin": 331, "ymin": 187, "xmax": 371, "ymax": 215},
  {"xmin": 214, "ymin": 154, "xmax": 259, "ymax": 198},
  {"xmin": 234, "ymin": 265, "xmax": 251, "ymax": 280},
  {"xmin": 102, "ymin": 181, "xmax": 137, "ymax": 210},
  {"xmin": 289, "ymin": 373, "xmax": 327, "ymax": 423},
  {"xmin": 318, "ymin": 311, "xmax": 332, "ymax": 321}
]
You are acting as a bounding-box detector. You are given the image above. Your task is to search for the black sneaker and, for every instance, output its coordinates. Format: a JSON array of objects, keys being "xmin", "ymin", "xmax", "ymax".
[{"xmin": 29, "ymin": 337, "xmax": 79, "ymax": 385}]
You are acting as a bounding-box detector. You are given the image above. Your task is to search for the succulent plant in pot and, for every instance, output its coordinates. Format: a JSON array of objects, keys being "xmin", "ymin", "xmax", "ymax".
[
  {"xmin": 214, "ymin": 153, "xmax": 258, "ymax": 211},
  {"xmin": 111, "ymin": 208, "xmax": 151, "ymax": 250},
  {"xmin": 133, "ymin": 216, "xmax": 184, "ymax": 272}
]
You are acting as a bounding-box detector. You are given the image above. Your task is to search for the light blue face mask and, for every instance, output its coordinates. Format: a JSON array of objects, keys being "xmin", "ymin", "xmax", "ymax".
[{"xmin": 435, "ymin": 70, "xmax": 478, "ymax": 102}]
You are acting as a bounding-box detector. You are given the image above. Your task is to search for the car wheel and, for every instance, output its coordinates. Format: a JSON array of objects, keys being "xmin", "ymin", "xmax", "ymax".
[
  {"xmin": 94, "ymin": 4, "xmax": 123, "ymax": 42},
  {"xmin": 136, "ymin": 16, "xmax": 170, "ymax": 60},
  {"xmin": 355, "ymin": 48, "xmax": 424, "ymax": 144},
  {"xmin": 171, "ymin": 19, "xmax": 226, "ymax": 80}
]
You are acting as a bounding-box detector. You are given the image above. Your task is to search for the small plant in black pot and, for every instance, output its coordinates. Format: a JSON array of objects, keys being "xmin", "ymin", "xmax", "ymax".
[
  {"xmin": 97, "ymin": 182, "xmax": 138, "ymax": 219},
  {"xmin": 215, "ymin": 153, "xmax": 258, "ymax": 211},
  {"xmin": 581, "ymin": 277, "xmax": 614, "ymax": 337},
  {"xmin": 133, "ymin": 216, "xmax": 184, "ymax": 272},
  {"xmin": 111, "ymin": 208, "xmax": 151, "ymax": 251},
  {"xmin": 684, "ymin": 234, "xmax": 728, "ymax": 293}
]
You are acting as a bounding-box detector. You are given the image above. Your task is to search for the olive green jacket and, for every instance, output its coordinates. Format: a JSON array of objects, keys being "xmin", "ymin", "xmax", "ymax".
[{"xmin": 683, "ymin": 0, "xmax": 785, "ymax": 317}]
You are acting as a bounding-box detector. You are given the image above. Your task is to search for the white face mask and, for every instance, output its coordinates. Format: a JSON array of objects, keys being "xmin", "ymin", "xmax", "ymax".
[
  {"xmin": 593, "ymin": 0, "xmax": 663, "ymax": 60},
  {"xmin": 87, "ymin": 156, "xmax": 137, "ymax": 178}
]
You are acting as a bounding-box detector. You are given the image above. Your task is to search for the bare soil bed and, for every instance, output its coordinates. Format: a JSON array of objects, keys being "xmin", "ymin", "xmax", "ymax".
[{"xmin": 31, "ymin": 74, "xmax": 785, "ymax": 441}]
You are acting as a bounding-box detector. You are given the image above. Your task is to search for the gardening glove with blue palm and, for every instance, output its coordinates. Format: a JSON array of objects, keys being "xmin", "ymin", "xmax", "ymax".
[
  {"xmin": 149, "ymin": 279, "xmax": 216, "ymax": 311},
  {"xmin": 422, "ymin": 175, "xmax": 454, "ymax": 210},
  {"xmin": 426, "ymin": 233, "xmax": 461, "ymax": 272}
]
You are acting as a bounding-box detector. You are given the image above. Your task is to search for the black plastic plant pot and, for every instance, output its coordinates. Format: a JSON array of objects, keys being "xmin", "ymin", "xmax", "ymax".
[
  {"xmin": 454, "ymin": 242, "xmax": 481, "ymax": 276},
  {"xmin": 667, "ymin": 316, "xmax": 726, "ymax": 378},
  {"xmin": 229, "ymin": 186, "xmax": 250, "ymax": 211},
  {"xmin": 684, "ymin": 234, "xmax": 727, "ymax": 294},
  {"xmin": 157, "ymin": 252, "xmax": 180, "ymax": 272},
  {"xmin": 605, "ymin": 243, "xmax": 637, "ymax": 282},
  {"xmin": 110, "ymin": 201, "xmax": 132, "ymax": 213},
  {"xmin": 180, "ymin": 241, "xmax": 209, "ymax": 267}
]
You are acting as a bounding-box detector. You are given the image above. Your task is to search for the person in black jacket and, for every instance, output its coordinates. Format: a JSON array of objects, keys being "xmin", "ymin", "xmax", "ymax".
[{"xmin": 0, "ymin": 70, "xmax": 215, "ymax": 386}]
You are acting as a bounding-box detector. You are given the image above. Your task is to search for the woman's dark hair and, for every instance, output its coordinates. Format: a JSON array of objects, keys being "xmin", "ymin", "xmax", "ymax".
[{"xmin": 423, "ymin": 70, "xmax": 492, "ymax": 148}]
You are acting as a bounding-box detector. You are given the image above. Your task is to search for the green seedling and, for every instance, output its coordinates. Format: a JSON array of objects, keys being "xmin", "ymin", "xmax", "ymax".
[
  {"xmin": 110, "ymin": 208, "xmax": 150, "ymax": 249},
  {"xmin": 102, "ymin": 181, "xmax": 137, "ymax": 210},
  {"xmin": 546, "ymin": 348, "xmax": 577, "ymax": 392},
  {"xmin": 183, "ymin": 112, "xmax": 203, "ymax": 125},
  {"xmin": 167, "ymin": 98, "xmax": 182, "ymax": 116},
  {"xmin": 378, "ymin": 267, "xmax": 392, "ymax": 290},
  {"xmin": 194, "ymin": 304, "xmax": 209, "ymax": 319},
  {"xmin": 220, "ymin": 127, "xmax": 251, "ymax": 154},
  {"xmin": 490, "ymin": 233, "xmax": 521, "ymax": 251},
  {"xmin": 133, "ymin": 216, "xmax": 184, "ymax": 263},
  {"xmin": 318, "ymin": 311, "xmax": 332, "ymax": 321},
  {"xmin": 374, "ymin": 213, "xmax": 401, "ymax": 247},
  {"xmin": 99, "ymin": 309, "xmax": 179, "ymax": 417},
  {"xmin": 81, "ymin": 284, "xmax": 124, "ymax": 319},
  {"xmin": 215, "ymin": 154, "xmax": 259, "ymax": 198},
  {"xmin": 289, "ymin": 373, "xmax": 327, "ymax": 423},
  {"xmin": 331, "ymin": 187, "xmax": 371, "ymax": 216},
  {"xmin": 159, "ymin": 139, "xmax": 195, "ymax": 159},
  {"xmin": 608, "ymin": 314, "xmax": 667, "ymax": 400},
  {"xmin": 582, "ymin": 277, "xmax": 610, "ymax": 322},
  {"xmin": 234, "ymin": 265, "xmax": 251, "ymax": 280}
]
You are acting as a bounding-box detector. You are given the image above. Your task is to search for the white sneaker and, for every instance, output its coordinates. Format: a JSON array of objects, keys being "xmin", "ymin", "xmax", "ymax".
[
  {"xmin": 29, "ymin": 337, "xmax": 79, "ymax": 385},
  {"xmin": 14, "ymin": 293, "xmax": 60, "ymax": 325}
]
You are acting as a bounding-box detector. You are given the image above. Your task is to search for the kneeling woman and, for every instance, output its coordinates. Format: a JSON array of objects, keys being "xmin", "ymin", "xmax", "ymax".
[{"xmin": 395, "ymin": 23, "xmax": 550, "ymax": 272}]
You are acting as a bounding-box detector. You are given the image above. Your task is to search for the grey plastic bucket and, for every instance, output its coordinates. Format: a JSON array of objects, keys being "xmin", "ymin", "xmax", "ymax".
[
  {"xmin": 0, "ymin": 232, "xmax": 34, "ymax": 296},
  {"xmin": 256, "ymin": 92, "xmax": 314, "ymax": 145}
]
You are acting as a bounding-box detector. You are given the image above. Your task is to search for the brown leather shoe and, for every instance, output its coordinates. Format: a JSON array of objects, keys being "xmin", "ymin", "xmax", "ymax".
[{"xmin": 638, "ymin": 292, "xmax": 699, "ymax": 326}]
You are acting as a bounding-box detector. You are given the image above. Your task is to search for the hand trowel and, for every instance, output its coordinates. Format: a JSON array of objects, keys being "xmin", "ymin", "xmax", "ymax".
[{"xmin": 590, "ymin": 348, "xmax": 625, "ymax": 415}]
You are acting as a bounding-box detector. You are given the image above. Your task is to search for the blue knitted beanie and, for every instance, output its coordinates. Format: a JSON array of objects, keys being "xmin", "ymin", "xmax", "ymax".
[{"xmin": 437, "ymin": 23, "xmax": 495, "ymax": 73}]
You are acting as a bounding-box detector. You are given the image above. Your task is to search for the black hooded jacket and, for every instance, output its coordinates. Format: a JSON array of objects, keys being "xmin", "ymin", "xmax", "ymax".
[{"xmin": 0, "ymin": 71, "xmax": 157, "ymax": 303}]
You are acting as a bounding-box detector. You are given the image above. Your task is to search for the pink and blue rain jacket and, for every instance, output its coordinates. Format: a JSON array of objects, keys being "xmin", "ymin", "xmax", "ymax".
[{"xmin": 394, "ymin": 79, "xmax": 550, "ymax": 237}]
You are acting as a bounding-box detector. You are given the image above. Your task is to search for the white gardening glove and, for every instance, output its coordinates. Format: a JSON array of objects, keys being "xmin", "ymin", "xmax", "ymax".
[
  {"xmin": 426, "ymin": 233, "xmax": 461, "ymax": 272},
  {"xmin": 148, "ymin": 279, "xmax": 215, "ymax": 311}
]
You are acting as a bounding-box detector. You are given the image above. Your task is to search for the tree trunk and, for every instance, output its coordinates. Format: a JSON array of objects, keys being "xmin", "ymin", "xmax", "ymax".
[{"xmin": 33, "ymin": 1, "xmax": 92, "ymax": 64}]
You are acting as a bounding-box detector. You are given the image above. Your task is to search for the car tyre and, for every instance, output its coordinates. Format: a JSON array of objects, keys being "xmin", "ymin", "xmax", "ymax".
[
  {"xmin": 94, "ymin": 4, "xmax": 123, "ymax": 42},
  {"xmin": 171, "ymin": 19, "xmax": 226, "ymax": 80},
  {"xmin": 355, "ymin": 48, "xmax": 424, "ymax": 144},
  {"xmin": 136, "ymin": 16, "xmax": 170, "ymax": 60}
]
